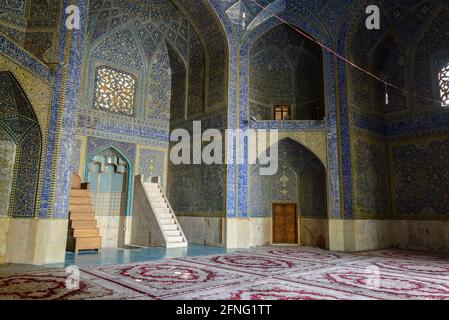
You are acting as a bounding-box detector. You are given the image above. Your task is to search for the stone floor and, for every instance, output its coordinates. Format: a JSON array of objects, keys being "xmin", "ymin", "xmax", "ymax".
[
  {"xmin": 1, "ymin": 245, "xmax": 449, "ymax": 300},
  {"xmin": 64, "ymin": 244, "xmax": 233, "ymax": 267},
  {"xmin": 0, "ymin": 244, "xmax": 232, "ymax": 273}
]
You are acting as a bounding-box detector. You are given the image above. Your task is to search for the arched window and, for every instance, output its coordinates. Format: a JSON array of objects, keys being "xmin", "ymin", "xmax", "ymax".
[
  {"xmin": 93, "ymin": 66, "xmax": 137, "ymax": 116},
  {"xmin": 439, "ymin": 63, "xmax": 449, "ymax": 107}
]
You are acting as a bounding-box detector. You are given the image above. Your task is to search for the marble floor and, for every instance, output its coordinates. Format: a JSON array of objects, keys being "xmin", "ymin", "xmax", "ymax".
[
  {"xmin": 0, "ymin": 244, "xmax": 233, "ymax": 274},
  {"xmin": 64, "ymin": 244, "xmax": 233, "ymax": 268},
  {"xmin": 2, "ymin": 246, "xmax": 449, "ymax": 300}
]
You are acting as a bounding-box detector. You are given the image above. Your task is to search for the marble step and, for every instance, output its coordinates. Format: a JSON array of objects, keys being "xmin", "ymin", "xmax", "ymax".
[
  {"xmin": 152, "ymin": 198, "xmax": 167, "ymax": 205},
  {"xmin": 166, "ymin": 235, "xmax": 184, "ymax": 243},
  {"xmin": 162, "ymin": 224, "xmax": 178, "ymax": 231},
  {"xmin": 154, "ymin": 207, "xmax": 171, "ymax": 214},
  {"xmin": 160, "ymin": 218, "xmax": 175, "ymax": 224},
  {"xmin": 158, "ymin": 213, "xmax": 173, "ymax": 219},
  {"xmin": 153, "ymin": 203, "xmax": 169, "ymax": 209},
  {"xmin": 70, "ymin": 204, "xmax": 93, "ymax": 213},
  {"xmin": 164, "ymin": 230, "xmax": 181, "ymax": 236},
  {"xmin": 166, "ymin": 241, "xmax": 188, "ymax": 248},
  {"xmin": 149, "ymin": 192, "xmax": 164, "ymax": 197},
  {"xmin": 147, "ymin": 183, "xmax": 160, "ymax": 187},
  {"xmin": 70, "ymin": 219, "xmax": 97, "ymax": 229},
  {"xmin": 150, "ymin": 193, "xmax": 164, "ymax": 198},
  {"xmin": 149, "ymin": 193, "xmax": 164, "ymax": 199},
  {"xmin": 144, "ymin": 182, "xmax": 187, "ymax": 248}
]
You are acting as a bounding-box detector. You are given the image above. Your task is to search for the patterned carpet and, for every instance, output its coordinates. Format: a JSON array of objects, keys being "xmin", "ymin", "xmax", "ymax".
[{"xmin": 2, "ymin": 246, "xmax": 449, "ymax": 300}]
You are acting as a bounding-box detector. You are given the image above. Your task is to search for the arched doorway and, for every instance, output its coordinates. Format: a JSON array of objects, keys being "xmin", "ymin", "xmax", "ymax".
[
  {"xmin": 249, "ymin": 138, "xmax": 328, "ymax": 248},
  {"xmin": 0, "ymin": 72, "xmax": 42, "ymax": 218},
  {"xmin": 85, "ymin": 146, "xmax": 132, "ymax": 247}
]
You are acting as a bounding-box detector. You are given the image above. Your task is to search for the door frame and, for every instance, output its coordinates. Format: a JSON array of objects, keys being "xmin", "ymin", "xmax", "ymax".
[{"xmin": 272, "ymin": 203, "xmax": 298, "ymax": 244}]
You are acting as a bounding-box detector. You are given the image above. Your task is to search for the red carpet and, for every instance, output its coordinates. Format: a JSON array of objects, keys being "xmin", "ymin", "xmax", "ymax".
[{"xmin": 1, "ymin": 247, "xmax": 449, "ymax": 300}]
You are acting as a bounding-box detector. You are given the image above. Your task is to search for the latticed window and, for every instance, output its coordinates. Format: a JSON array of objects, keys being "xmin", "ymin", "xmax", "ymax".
[
  {"xmin": 94, "ymin": 66, "xmax": 136, "ymax": 116},
  {"xmin": 439, "ymin": 63, "xmax": 449, "ymax": 107}
]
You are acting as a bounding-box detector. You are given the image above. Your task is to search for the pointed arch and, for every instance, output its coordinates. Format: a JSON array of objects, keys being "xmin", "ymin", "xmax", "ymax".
[
  {"xmin": 171, "ymin": 0, "xmax": 230, "ymax": 108},
  {"xmin": 411, "ymin": 7, "xmax": 449, "ymax": 108},
  {"xmin": 85, "ymin": 144, "xmax": 133, "ymax": 217},
  {"xmin": 166, "ymin": 40, "xmax": 188, "ymax": 122},
  {"xmin": 251, "ymin": 137, "xmax": 327, "ymax": 217},
  {"xmin": 249, "ymin": 137, "xmax": 328, "ymax": 248},
  {"xmin": 0, "ymin": 71, "xmax": 42, "ymax": 218},
  {"xmin": 369, "ymin": 31, "xmax": 407, "ymax": 113},
  {"xmin": 248, "ymin": 23, "xmax": 325, "ymax": 120}
]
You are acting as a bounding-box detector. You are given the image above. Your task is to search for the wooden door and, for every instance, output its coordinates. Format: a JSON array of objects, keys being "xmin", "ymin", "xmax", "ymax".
[
  {"xmin": 284, "ymin": 204, "xmax": 297, "ymax": 243},
  {"xmin": 272, "ymin": 203, "xmax": 297, "ymax": 244},
  {"xmin": 272, "ymin": 204, "xmax": 285, "ymax": 243}
]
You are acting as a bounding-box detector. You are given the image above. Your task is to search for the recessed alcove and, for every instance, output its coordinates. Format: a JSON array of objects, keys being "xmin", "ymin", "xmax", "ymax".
[{"xmin": 249, "ymin": 24, "xmax": 325, "ymax": 121}]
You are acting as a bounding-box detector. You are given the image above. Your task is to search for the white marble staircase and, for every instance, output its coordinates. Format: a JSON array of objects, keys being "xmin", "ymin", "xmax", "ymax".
[{"xmin": 143, "ymin": 181, "xmax": 188, "ymax": 248}]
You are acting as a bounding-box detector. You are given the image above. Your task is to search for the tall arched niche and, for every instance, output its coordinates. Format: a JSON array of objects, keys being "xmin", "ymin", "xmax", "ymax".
[
  {"xmin": 249, "ymin": 24, "xmax": 325, "ymax": 120},
  {"xmin": 0, "ymin": 71, "xmax": 42, "ymax": 218}
]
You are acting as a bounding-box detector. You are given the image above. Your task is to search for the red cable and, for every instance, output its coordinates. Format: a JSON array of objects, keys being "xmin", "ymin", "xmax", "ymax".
[{"xmin": 248, "ymin": 0, "xmax": 443, "ymax": 104}]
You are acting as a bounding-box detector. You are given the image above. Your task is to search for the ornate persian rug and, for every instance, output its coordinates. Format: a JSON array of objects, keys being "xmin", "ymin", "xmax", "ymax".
[
  {"xmin": 80, "ymin": 259, "xmax": 257, "ymax": 299},
  {"xmin": 172, "ymin": 278, "xmax": 375, "ymax": 300},
  {"xmin": 277, "ymin": 264, "xmax": 449, "ymax": 300},
  {"xmin": 236, "ymin": 246, "xmax": 360, "ymax": 264},
  {"xmin": 359, "ymin": 249, "xmax": 449, "ymax": 262},
  {"xmin": 0, "ymin": 269, "xmax": 145, "ymax": 300},
  {"xmin": 342, "ymin": 257, "xmax": 449, "ymax": 280},
  {"xmin": 176, "ymin": 252, "xmax": 330, "ymax": 276},
  {"xmin": 2, "ymin": 247, "xmax": 449, "ymax": 300}
]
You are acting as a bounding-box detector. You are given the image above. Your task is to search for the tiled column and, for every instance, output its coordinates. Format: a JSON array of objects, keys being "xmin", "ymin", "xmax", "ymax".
[
  {"xmin": 208, "ymin": 0, "xmax": 239, "ymax": 219},
  {"xmin": 27, "ymin": 0, "xmax": 88, "ymax": 264},
  {"xmin": 39, "ymin": 0, "xmax": 88, "ymax": 219},
  {"xmin": 327, "ymin": 5, "xmax": 362, "ymax": 251}
]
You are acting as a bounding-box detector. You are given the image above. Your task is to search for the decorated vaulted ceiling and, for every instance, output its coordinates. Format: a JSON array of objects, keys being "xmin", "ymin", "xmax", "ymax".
[
  {"xmin": 0, "ymin": 0, "xmax": 61, "ymax": 62},
  {"xmin": 216, "ymin": 0, "xmax": 447, "ymax": 46},
  {"xmin": 249, "ymin": 24, "xmax": 325, "ymax": 120},
  {"xmin": 346, "ymin": 0, "xmax": 446, "ymax": 57},
  {"xmin": 1, "ymin": 0, "xmax": 446, "ymax": 122},
  {"xmin": 345, "ymin": 0, "xmax": 449, "ymax": 119},
  {"xmin": 218, "ymin": 0, "xmax": 355, "ymax": 41},
  {"xmin": 0, "ymin": 0, "xmax": 445, "ymax": 70},
  {"xmin": 86, "ymin": 0, "xmax": 229, "ymax": 111}
]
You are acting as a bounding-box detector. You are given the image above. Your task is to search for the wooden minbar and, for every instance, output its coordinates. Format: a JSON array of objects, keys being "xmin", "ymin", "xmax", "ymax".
[{"xmin": 66, "ymin": 173, "xmax": 102, "ymax": 253}]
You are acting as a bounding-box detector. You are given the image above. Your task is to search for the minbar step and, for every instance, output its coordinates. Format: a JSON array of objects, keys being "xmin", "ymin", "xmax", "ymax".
[
  {"xmin": 71, "ymin": 189, "xmax": 89, "ymax": 197},
  {"xmin": 162, "ymin": 224, "xmax": 178, "ymax": 231},
  {"xmin": 67, "ymin": 236, "xmax": 102, "ymax": 253},
  {"xmin": 166, "ymin": 235, "xmax": 184, "ymax": 243},
  {"xmin": 70, "ymin": 212, "xmax": 95, "ymax": 220},
  {"xmin": 70, "ymin": 204, "xmax": 93, "ymax": 213},
  {"xmin": 70, "ymin": 228, "xmax": 100, "ymax": 237},
  {"xmin": 70, "ymin": 219, "xmax": 97, "ymax": 229},
  {"xmin": 70, "ymin": 197, "xmax": 91, "ymax": 205},
  {"xmin": 165, "ymin": 230, "xmax": 181, "ymax": 236}
]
